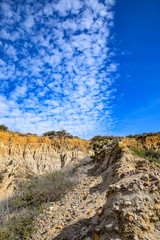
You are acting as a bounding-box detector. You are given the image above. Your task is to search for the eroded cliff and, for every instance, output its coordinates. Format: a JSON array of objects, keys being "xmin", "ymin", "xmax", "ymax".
[
  {"xmin": 123, "ymin": 133, "xmax": 160, "ymax": 150},
  {"xmin": 0, "ymin": 131, "xmax": 91, "ymax": 200}
]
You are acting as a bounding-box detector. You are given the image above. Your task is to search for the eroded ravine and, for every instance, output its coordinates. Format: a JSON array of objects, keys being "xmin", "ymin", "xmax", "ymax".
[
  {"xmin": 31, "ymin": 141, "xmax": 160, "ymax": 240},
  {"xmin": 32, "ymin": 157, "xmax": 106, "ymax": 240}
]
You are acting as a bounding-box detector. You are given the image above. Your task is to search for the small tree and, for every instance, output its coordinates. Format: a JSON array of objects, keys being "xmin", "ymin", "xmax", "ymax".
[{"xmin": 0, "ymin": 124, "xmax": 8, "ymax": 131}]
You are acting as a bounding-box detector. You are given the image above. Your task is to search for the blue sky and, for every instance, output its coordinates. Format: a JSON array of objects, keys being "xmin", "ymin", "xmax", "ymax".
[
  {"xmin": 113, "ymin": 0, "xmax": 160, "ymax": 136},
  {"xmin": 0, "ymin": 0, "xmax": 159, "ymax": 139}
]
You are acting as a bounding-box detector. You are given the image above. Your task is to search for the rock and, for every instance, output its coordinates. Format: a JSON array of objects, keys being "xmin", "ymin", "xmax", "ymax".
[
  {"xmin": 154, "ymin": 204, "xmax": 159, "ymax": 210},
  {"xmin": 141, "ymin": 224, "xmax": 148, "ymax": 231},
  {"xmin": 128, "ymin": 212, "xmax": 134, "ymax": 216},
  {"xmin": 138, "ymin": 167, "xmax": 148, "ymax": 171},
  {"xmin": 49, "ymin": 206, "xmax": 54, "ymax": 211},
  {"xmin": 114, "ymin": 226, "xmax": 119, "ymax": 232},
  {"xmin": 156, "ymin": 224, "xmax": 160, "ymax": 231},
  {"xmin": 149, "ymin": 173, "xmax": 159, "ymax": 181},
  {"xmin": 56, "ymin": 225, "xmax": 63, "ymax": 229},
  {"xmin": 94, "ymin": 227, "xmax": 101, "ymax": 233},
  {"xmin": 143, "ymin": 181, "xmax": 150, "ymax": 186},
  {"xmin": 120, "ymin": 172, "xmax": 127, "ymax": 178},
  {"xmin": 151, "ymin": 187, "xmax": 158, "ymax": 192},
  {"xmin": 140, "ymin": 174, "xmax": 149, "ymax": 181},
  {"xmin": 151, "ymin": 217, "xmax": 159, "ymax": 222},
  {"xmin": 133, "ymin": 236, "xmax": 139, "ymax": 240},
  {"xmin": 124, "ymin": 201, "xmax": 132, "ymax": 207},
  {"xmin": 106, "ymin": 223, "xmax": 113, "ymax": 230},
  {"xmin": 113, "ymin": 205, "xmax": 119, "ymax": 211},
  {"xmin": 128, "ymin": 216, "xmax": 133, "ymax": 222},
  {"xmin": 139, "ymin": 184, "xmax": 144, "ymax": 190},
  {"xmin": 97, "ymin": 209, "xmax": 103, "ymax": 217}
]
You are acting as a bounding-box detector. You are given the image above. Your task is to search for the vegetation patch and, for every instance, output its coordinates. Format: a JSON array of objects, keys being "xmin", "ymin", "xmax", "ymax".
[
  {"xmin": 12, "ymin": 171, "xmax": 73, "ymax": 208},
  {"xmin": 43, "ymin": 129, "xmax": 74, "ymax": 138},
  {"xmin": 0, "ymin": 125, "xmax": 8, "ymax": 132},
  {"xmin": 0, "ymin": 170, "xmax": 74, "ymax": 239},
  {"xmin": 131, "ymin": 147, "xmax": 160, "ymax": 164},
  {"xmin": 126, "ymin": 132, "xmax": 160, "ymax": 139},
  {"xmin": 91, "ymin": 135, "xmax": 120, "ymax": 141},
  {"xmin": 0, "ymin": 211, "xmax": 36, "ymax": 240}
]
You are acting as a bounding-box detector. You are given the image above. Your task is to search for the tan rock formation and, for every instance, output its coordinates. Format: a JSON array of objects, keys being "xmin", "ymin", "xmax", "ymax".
[
  {"xmin": 123, "ymin": 133, "xmax": 160, "ymax": 150},
  {"xmin": 0, "ymin": 131, "xmax": 91, "ymax": 200}
]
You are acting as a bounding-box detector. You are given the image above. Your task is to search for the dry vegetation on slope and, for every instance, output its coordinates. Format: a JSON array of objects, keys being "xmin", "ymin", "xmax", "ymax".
[
  {"xmin": 31, "ymin": 136, "xmax": 160, "ymax": 240},
  {"xmin": 0, "ymin": 170, "xmax": 75, "ymax": 239},
  {"xmin": 0, "ymin": 131, "xmax": 91, "ymax": 201},
  {"xmin": 0, "ymin": 131, "xmax": 160, "ymax": 239}
]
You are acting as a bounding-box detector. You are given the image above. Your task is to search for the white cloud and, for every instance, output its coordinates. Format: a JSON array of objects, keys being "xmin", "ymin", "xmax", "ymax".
[
  {"xmin": 0, "ymin": 0, "xmax": 117, "ymax": 139},
  {"xmin": 23, "ymin": 15, "xmax": 35, "ymax": 31}
]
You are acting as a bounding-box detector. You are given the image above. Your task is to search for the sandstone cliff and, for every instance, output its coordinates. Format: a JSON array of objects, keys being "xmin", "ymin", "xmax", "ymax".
[
  {"xmin": 123, "ymin": 133, "xmax": 160, "ymax": 150},
  {"xmin": 0, "ymin": 131, "xmax": 91, "ymax": 200}
]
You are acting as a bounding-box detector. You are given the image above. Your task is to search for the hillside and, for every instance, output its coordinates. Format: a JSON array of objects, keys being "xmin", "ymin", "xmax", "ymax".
[{"xmin": 0, "ymin": 132, "xmax": 160, "ymax": 240}]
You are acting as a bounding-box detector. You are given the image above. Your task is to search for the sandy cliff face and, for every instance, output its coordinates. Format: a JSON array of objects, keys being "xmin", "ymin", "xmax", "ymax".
[
  {"xmin": 123, "ymin": 133, "xmax": 160, "ymax": 150},
  {"xmin": 0, "ymin": 131, "xmax": 91, "ymax": 199}
]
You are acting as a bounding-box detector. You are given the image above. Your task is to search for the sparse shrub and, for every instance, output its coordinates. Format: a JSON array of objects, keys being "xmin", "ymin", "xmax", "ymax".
[
  {"xmin": 43, "ymin": 129, "xmax": 73, "ymax": 138},
  {"xmin": 131, "ymin": 147, "xmax": 160, "ymax": 164},
  {"xmin": 0, "ymin": 125, "xmax": 8, "ymax": 132},
  {"xmin": 127, "ymin": 132, "xmax": 160, "ymax": 139},
  {"xmin": 126, "ymin": 134, "xmax": 134, "ymax": 138},
  {"xmin": 26, "ymin": 133, "xmax": 37, "ymax": 136},
  {"xmin": 0, "ymin": 227, "xmax": 10, "ymax": 240},
  {"xmin": 91, "ymin": 135, "xmax": 115, "ymax": 141},
  {"xmin": 11, "ymin": 171, "xmax": 73, "ymax": 209},
  {"xmin": 74, "ymin": 136, "xmax": 79, "ymax": 139},
  {"xmin": 0, "ymin": 210, "xmax": 38, "ymax": 240},
  {"xmin": 0, "ymin": 170, "xmax": 74, "ymax": 239},
  {"xmin": 0, "ymin": 212, "xmax": 35, "ymax": 240}
]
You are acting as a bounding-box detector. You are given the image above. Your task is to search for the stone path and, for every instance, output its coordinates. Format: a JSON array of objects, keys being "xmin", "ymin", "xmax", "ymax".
[{"xmin": 32, "ymin": 157, "xmax": 106, "ymax": 240}]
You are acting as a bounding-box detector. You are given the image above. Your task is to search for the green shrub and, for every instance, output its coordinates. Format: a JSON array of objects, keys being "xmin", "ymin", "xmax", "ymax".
[
  {"xmin": 0, "ymin": 125, "xmax": 8, "ymax": 132},
  {"xmin": 0, "ymin": 228, "xmax": 10, "ymax": 240},
  {"xmin": 126, "ymin": 132, "xmax": 160, "ymax": 139},
  {"xmin": 43, "ymin": 130, "xmax": 73, "ymax": 138},
  {"xmin": 131, "ymin": 148, "xmax": 160, "ymax": 164},
  {"xmin": 0, "ymin": 211, "xmax": 36, "ymax": 240},
  {"xmin": 11, "ymin": 170, "xmax": 73, "ymax": 209},
  {"xmin": 91, "ymin": 135, "xmax": 116, "ymax": 141}
]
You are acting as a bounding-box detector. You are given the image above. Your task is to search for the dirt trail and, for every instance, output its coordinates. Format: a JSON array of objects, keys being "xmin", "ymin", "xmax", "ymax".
[{"xmin": 32, "ymin": 157, "xmax": 106, "ymax": 240}]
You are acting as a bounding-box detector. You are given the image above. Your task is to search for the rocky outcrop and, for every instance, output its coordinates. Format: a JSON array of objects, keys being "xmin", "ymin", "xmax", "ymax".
[
  {"xmin": 86, "ymin": 144, "xmax": 160, "ymax": 240},
  {"xmin": 0, "ymin": 131, "xmax": 91, "ymax": 200},
  {"xmin": 40, "ymin": 141, "xmax": 160, "ymax": 240}
]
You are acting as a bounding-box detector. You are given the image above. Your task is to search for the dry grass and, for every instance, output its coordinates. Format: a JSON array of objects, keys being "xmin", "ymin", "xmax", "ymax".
[{"xmin": 0, "ymin": 170, "xmax": 74, "ymax": 239}]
